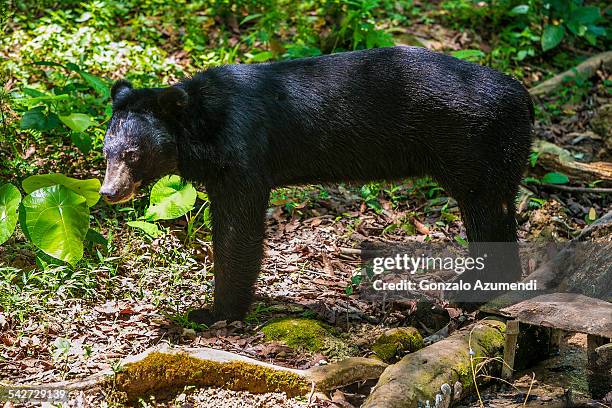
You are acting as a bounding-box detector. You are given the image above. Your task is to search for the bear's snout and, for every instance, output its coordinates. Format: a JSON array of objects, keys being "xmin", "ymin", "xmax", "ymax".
[{"xmin": 100, "ymin": 160, "xmax": 139, "ymax": 204}]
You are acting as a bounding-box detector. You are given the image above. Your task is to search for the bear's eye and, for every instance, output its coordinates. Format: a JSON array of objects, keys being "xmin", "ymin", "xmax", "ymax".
[{"xmin": 123, "ymin": 150, "xmax": 138, "ymax": 163}]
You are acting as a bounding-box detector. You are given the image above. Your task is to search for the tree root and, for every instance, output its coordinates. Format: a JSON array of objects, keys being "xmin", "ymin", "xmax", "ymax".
[
  {"xmin": 529, "ymin": 51, "xmax": 612, "ymax": 97},
  {"xmin": 363, "ymin": 319, "xmax": 506, "ymax": 408},
  {"xmin": 35, "ymin": 344, "xmax": 388, "ymax": 402}
]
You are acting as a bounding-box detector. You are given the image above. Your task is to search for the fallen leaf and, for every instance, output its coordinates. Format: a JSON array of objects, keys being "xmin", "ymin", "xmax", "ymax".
[{"xmin": 413, "ymin": 219, "xmax": 430, "ymax": 235}]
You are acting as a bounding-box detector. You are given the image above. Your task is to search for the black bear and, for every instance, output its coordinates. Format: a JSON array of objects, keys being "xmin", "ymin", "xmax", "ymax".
[{"xmin": 100, "ymin": 46, "xmax": 534, "ymax": 324}]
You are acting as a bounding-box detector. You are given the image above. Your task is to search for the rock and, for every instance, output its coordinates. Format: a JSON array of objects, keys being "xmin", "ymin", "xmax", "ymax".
[
  {"xmin": 182, "ymin": 328, "xmax": 197, "ymax": 339},
  {"xmin": 371, "ymin": 327, "xmax": 424, "ymax": 363}
]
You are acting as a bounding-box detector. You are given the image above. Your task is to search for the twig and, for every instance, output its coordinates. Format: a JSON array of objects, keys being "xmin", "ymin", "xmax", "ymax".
[
  {"xmin": 307, "ymin": 380, "xmax": 316, "ymax": 406},
  {"xmin": 339, "ymin": 247, "xmax": 362, "ymax": 255},
  {"xmin": 537, "ymin": 184, "xmax": 612, "ymax": 194},
  {"xmin": 523, "ymin": 372, "xmax": 535, "ymax": 406},
  {"xmin": 468, "ymin": 326, "xmax": 484, "ymax": 408}
]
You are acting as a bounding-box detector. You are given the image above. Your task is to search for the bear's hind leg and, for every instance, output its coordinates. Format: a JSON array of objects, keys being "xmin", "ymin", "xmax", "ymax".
[{"xmin": 454, "ymin": 192, "xmax": 523, "ymax": 303}]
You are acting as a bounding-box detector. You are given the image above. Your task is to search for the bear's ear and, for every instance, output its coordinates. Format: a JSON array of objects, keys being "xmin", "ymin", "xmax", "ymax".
[
  {"xmin": 111, "ymin": 80, "xmax": 133, "ymax": 102},
  {"xmin": 157, "ymin": 87, "xmax": 189, "ymax": 113}
]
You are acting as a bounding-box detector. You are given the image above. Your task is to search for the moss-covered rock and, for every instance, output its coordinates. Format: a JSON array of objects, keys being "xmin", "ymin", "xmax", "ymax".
[
  {"xmin": 262, "ymin": 317, "xmax": 335, "ymax": 352},
  {"xmin": 372, "ymin": 327, "xmax": 424, "ymax": 363}
]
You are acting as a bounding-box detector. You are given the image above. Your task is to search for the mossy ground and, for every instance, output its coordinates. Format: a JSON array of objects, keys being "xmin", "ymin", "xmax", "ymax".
[{"xmin": 262, "ymin": 317, "xmax": 335, "ymax": 352}]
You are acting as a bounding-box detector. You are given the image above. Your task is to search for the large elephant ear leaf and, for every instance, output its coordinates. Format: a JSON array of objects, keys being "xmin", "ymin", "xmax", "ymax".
[
  {"xmin": 0, "ymin": 183, "xmax": 22, "ymax": 245},
  {"xmin": 22, "ymin": 173, "xmax": 101, "ymax": 207},
  {"xmin": 21, "ymin": 185, "xmax": 90, "ymax": 265},
  {"xmin": 145, "ymin": 175, "xmax": 196, "ymax": 221}
]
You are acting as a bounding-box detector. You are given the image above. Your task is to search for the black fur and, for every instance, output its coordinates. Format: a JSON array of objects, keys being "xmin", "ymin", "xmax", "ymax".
[{"xmin": 103, "ymin": 46, "xmax": 534, "ymax": 323}]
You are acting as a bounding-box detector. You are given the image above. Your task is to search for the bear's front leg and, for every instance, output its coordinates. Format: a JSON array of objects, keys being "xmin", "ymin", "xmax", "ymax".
[{"xmin": 189, "ymin": 181, "xmax": 270, "ymax": 325}]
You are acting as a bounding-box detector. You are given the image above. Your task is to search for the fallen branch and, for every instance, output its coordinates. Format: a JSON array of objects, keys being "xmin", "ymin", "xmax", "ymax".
[
  {"xmin": 529, "ymin": 51, "xmax": 612, "ymax": 97},
  {"xmin": 536, "ymin": 184, "xmax": 612, "ymax": 194},
  {"xmin": 533, "ymin": 139, "xmax": 612, "ymax": 182},
  {"xmin": 339, "ymin": 247, "xmax": 363, "ymax": 255}
]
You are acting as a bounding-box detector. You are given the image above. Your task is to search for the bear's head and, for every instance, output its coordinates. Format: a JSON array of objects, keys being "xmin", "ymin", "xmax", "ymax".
[{"xmin": 100, "ymin": 80, "xmax": 187, "ymax": 203}]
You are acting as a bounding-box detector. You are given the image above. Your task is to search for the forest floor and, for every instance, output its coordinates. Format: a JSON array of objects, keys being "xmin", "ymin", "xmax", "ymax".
[
  {"xmin": 1, "ymin": 7, "xmax": 611, "ymax": 408},
  {"xmin": 2, "ymin": 84, "xmax": 610, "ymax": 404}
]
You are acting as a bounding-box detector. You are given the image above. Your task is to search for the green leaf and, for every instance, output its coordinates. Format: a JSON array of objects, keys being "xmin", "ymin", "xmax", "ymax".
[
  {"xmin": 21, "ymin": 185, "xmax": 90, "ymax": 265},
  {"xmin": 20, "ymin": 107, "xmax": 46, "ymax": 130},
  {"xmin": 35, "ymin": 249, "xmax": 65, "ymax": 268},
  {"xmin": 85, "ymin": 229, "xmax": 108, "ymax": 246},
  {"xmin": 542, "ymin": 172, "xmax": 569, "ymax": 184},
  {"xmin": 202, "ymin": 206, "xmax": 212, "ymax": 230},
  {"xmin": 239, "ymin": 13, "xmax": 263, "ymax": 25},
  {"xmin": 522, "ymin": 177, "xmax": 541, "ymax": 185},
  {"xmin": 248, "ymin": 51, "xmax": 274, "ymax": 63},
  {"xmin": 59, "ymin": 113, "xmax": 95, "ymax": 132},
  {"xmin": 127, "ymin": 221, "xmax": 162, "ymax": 237},
  {"xmin": 22, "ymin": 87, "xmax": 47, "ymax": 97},
  {"xmin": 71, "ymin": 131, "xmax": 93, "ymax": 154},
  {"xmin": 46, "ymin": 113, "xmax": 60, "ymax": 129},
  {"xmin": 21, "ymin": 94, "xmax": 70, "ymax": 105},
  {"xmin": 541, "ymin": 25, "xmax": 565, "ymax": 51},
  {"xmin": 0, "ymin": 184, "xmax": 22, "ymax": 245},
  {"xmin": 509, "ymin": 5, "xmax": 529, "ymax": 15},
  {"xmin": 454, "ymin": 235, "xmax": 469, "ymax": 248},
  {"xmin": 450, "ymin": 49, "xmax": 485, "ymax": 62},
  {"xmin": 529, "ymin": 151, "xmax": 540, "ymax": 167},
  {"xmin": 79, "ymin": 71, "xmax": 110, "ymax": 99},
  {"xmin": 22, "ymin": 174, "xmax": 101, "ymax": 207},
  {"xmin": 32, "ymin": 61, "xmax": 66, "ymax": 69},
  {"xmin": 571, "ymin": 6, "xmax": 600, "ymax": 25},
  {"xmin": 64, "ymin": 62, "xmax": 81, "ymax": 72},
  {"xmin": 587, "ymin": 25, "xmax": 606, "ymax": 36},
  {"xmin": 145, "ymin": 175, "xmax": 196, "ymax": 221},
  {"xmin": 20, "ymin": 107, "xmax": 59, "ymax": 130}
]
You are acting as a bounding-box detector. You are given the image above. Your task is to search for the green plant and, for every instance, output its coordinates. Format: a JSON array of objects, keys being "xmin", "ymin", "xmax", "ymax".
[
  {"xmin": 22, "ymin": 185, "xmax": 90, "ymax": 265},
  {"xmin": 0, "ymin": 174, "xmax": 102, "ymax": 265},
  {"xmin": 126, "ymin": 220, "xmax": 163, "ymax": 238},
  {"xmin": 127, "ymin": 175, "xmax": 211, "ymax": 240},
  {"xmin": 541, "ymin": 1, "xmax": 606, "ymax": 51},
  {"xmin": 523, "ymin": 171, "xmax": 570, "ymax": 185},
  {"xmin": 16, "ymin": 62, "xmax": 109, "ymax": 154},
  {"xmin": 541, "ymin": 171, "xmax": 569, "ymax": 184},
  {"xmin": 440, "ymin": 0, "xmax": 607, "ymax": 72},
  {"xmin": 451, "ymin": 49, "xmax": 486, "ymax": 62},
  {"xmin": 360, "ymin": 182, "xmax": 383, "ymax": 213},
  {"xmin": 0, "ymin": 183, "xmax": 21, "ymax": 245},
  {"xmin": 336, "ymin": 0, "xmax": 395, "ymax": 50},
  {"xmin": 145, "ymin": 175, "xmax": 197, "ymax": 221}
]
